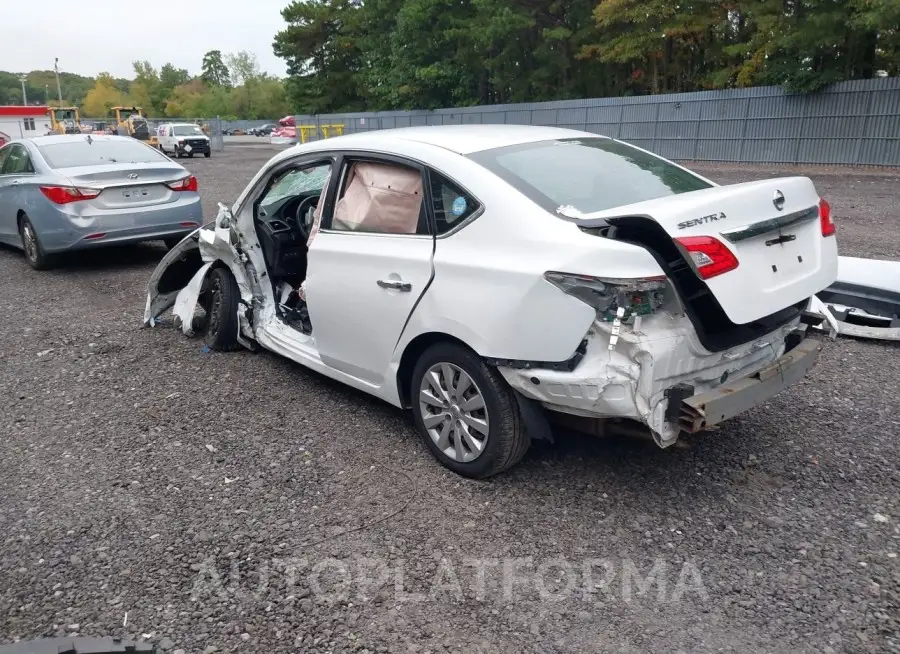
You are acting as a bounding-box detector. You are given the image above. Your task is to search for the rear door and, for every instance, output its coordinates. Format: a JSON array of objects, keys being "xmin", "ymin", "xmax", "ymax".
[
  {"xmin": 0, "ymin": 144, "xmax": 35, "ymax": 243},
  {"xmin": 0, "ymin": 145, "xmax": 15, "ymax": 242},
  {"xmin": 305, "ymin": 154, "xmax": 435, "ymax": 385}
]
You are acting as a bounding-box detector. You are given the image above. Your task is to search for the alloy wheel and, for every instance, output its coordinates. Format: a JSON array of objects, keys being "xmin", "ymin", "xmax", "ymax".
[
  {"xmin": 418, "ymin": 362, "xmax": 490, "ymax": 463},
  {"xmin": 22, "ymin": 223, "xmax": 38, "ymax": 263}
]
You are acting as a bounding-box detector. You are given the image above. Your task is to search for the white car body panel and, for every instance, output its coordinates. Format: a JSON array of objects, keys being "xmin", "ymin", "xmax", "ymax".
[
  {"xmin": 143, "ymin": 125, "xmax": 838, "ymax": 448},
  {"xmin": 305, "ymin": 231, "xmax": 435, "ymax": 384},
  {"xmin": 570, "ymin": 177, "xmax": 838, "ymax": 324}
]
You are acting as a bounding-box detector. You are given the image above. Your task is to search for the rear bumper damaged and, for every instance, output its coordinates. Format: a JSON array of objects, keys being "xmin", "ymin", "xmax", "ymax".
[{"xmin": 499, "ymin": 312, "xmax": 811, "ymax": 446}]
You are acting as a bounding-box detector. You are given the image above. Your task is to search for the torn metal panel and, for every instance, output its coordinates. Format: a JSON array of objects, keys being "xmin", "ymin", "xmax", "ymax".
[
  {"xmin": 171, "ymin": 262, "xmax": 212, "ymax": 336},
  {"xmin": 678, "ymin": 338, "xmax": 822, "ymax": 432},
  {"xmin": 500, "ymin": 309, "xmax": 800, "ymax": 447},
  {"xmin": 812, "ymin": 256, "xmax": 900, "ymax": 341},
  {"xmin": 143, "ymin": 228, "xmax": 205, "ymax": 325}
]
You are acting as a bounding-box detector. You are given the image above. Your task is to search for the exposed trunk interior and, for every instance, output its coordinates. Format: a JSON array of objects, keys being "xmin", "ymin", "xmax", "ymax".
[{"xmin": 581, "ymin": 217, "xmax": 806, "ymax": 352}]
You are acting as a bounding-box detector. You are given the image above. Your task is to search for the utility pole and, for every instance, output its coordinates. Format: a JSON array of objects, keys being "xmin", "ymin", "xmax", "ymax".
[
  {"xmin": 19, "ymin": 76, "xmax": 27, "ymax": 105},
  {"xmin": 54, "ymin": 58, "xmax": 63, "ymax": 104},
  {"xmin": 45, "ymin": 85, "xmax": 49, "ymax": 104}
]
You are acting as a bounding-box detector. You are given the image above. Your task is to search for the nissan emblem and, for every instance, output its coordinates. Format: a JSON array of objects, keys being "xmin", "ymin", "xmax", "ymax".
[{"xmin": 773, "ymin": 189, "xmax": 785, "ymax": 211}]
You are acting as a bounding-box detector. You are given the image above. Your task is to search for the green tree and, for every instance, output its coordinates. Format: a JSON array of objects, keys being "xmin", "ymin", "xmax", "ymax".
[
  {"xmin": 274, "ymin": 0, "xmax": 367, "ymax": 113},
  {"xmin": 83, "ymin": 73, "xmax": 128, "ymax": 117},
  {"xmin": 201, "ymin": 50, "xmax": 231, "ymax": 87},
  {"xmin": 160, "ymin": 63, "xmax": 190, "ymax": 89}
]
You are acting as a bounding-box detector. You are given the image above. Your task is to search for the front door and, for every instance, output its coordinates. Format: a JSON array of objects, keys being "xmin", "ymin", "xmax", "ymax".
[{"xmin": 305, "ymin": 156, "xmax": 434, "ymax": 386}]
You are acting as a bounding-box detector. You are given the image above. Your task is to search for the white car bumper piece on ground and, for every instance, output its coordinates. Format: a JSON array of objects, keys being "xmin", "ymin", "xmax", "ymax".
[{"xmin": 144, "ymin": 125, "xmax": 839, "ymax": 478}]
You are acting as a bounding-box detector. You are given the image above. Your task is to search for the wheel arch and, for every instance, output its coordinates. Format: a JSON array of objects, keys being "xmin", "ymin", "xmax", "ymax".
[{"xmin": 396, "ymin": 331, "xmax": 474, "ymax": 408}]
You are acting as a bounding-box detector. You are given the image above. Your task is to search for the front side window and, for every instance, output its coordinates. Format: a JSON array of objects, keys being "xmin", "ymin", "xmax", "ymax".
[
  {"xmin": 2, "ymin": 145, "xmax": 33, "ymax": 174},
  {"xmin": 37, "ymin": 138, "xmax": 168, "ymax": 168},
  {"xmin": 261, "ymin": 163, "xmax": 332, "ymax": 210},
  {"xmin": 469, "ymin": 137, "xmax": 713, "ymax": 216},
  {"xmin": 328, "ymin": 160, "xmax": 428, "ymax": 236}
]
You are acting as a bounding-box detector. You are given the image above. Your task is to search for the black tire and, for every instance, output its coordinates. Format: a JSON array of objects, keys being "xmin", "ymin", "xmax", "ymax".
[
  {"xmin": 203, "ymin": 267, "xmax": 240, "ymax": 351},
  {"xmin": 174, "ymin": 148, "xmax": 182, "ymax": 159},
  {"xmin": 18, "ymin": 214, "xmax": 55, "ymax": 270},
  {"xmin": 411, "ymin": 343, "xmax": 530, "ymax": 479},
  {"xmin": 188, "ymin": 152, "xmax": 194, "ymax": 158},
  {"xmin": 163, "ymin": 236, "xmax": 183, "ymax": 250},
  {"xmin": 204, "ymin": 152, "xmax": 211, "ymax": 158}
]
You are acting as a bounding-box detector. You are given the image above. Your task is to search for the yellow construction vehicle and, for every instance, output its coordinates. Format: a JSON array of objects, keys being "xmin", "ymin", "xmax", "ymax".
[
  {"xmin": 48, "ymin": 107, "xmax": 82, "ymax": 134},
  {"xmin": 111, "ymin": 106, "xmax": 159, "ymax": 147}
]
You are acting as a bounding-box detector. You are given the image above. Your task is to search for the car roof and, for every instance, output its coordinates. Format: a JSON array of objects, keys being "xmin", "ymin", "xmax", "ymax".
[
  {"xmin": 299, "ymin": 124, "xmax": 603, "ymax": 156},
  {"xmin": 27, "ymin": 134, "xmax": 142, "ymax": 147}
]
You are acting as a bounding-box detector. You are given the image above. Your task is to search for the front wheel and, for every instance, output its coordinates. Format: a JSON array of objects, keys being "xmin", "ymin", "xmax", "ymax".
[
  {"xmin": 411, "ymin": 343, "xmax": 530, "ymax": 479},
  {"xmin": 204, "ymin": 152, "xmax": 211, "ymax": 158},
  {"xmin": 203, "ymin": 267, "xmax": 240, "ymax": 351}
]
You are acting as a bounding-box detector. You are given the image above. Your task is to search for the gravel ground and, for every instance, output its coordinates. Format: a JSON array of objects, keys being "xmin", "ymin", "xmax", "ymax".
[{"xmin": 1, "ymin": 147, "xmax": 898, "ymax": 654}]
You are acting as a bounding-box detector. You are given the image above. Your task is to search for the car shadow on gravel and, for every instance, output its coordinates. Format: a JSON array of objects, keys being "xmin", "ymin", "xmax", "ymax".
[
  {"xmin": 259, "ymin": 343, "xmax": 734, "ymax": 485},
  {"xmin": 0, "ymin": 241, "xmax": 168, "ymax": 272}
]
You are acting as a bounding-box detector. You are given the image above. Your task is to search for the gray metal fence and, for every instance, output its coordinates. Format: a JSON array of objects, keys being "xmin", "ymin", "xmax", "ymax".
[{"xmin": 294, "ymin": 77, "xmax": 900, "ymax": 167}]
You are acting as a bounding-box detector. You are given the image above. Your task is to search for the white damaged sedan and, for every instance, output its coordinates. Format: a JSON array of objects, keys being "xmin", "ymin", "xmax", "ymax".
[{"xmin": 144, "ymin": 125, "xmax": 838, "ymax": 478}]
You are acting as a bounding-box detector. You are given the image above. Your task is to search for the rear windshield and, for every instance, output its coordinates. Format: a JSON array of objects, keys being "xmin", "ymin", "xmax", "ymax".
[
  {"xmin": 38, "ymin": 139, "xmax": 168, "ymax": 168},
  {"xmin": 173, "ymin": 125, "xmax": 203, "ymax": 136},
  {"xmin": 469, "ymin": 137, "xmax": 713, "ymax": 215}
]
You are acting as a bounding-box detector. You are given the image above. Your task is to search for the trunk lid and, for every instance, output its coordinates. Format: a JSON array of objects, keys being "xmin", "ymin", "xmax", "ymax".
[
  {"xmin": 57, "ymin": 163, "xmax": 190, "ymax": 209},
  {"xmin": 575, "ymin": 177, "xmax": 838, "ymax": 325}
]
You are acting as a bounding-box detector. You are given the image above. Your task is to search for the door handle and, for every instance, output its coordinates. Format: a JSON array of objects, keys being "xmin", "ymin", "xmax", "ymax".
[{"xmin": 377, "ymin": 279, "xmax": 412, "ymax": 292}]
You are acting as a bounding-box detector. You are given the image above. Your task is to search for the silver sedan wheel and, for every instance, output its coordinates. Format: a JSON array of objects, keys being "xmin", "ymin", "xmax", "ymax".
[
  {"xmin": 21, "ymin": 223, "xmax": 38, "ymax": 262},
  {"xmin": 418, "ymin": 362, "xmax": 490, "ymax": 463}
]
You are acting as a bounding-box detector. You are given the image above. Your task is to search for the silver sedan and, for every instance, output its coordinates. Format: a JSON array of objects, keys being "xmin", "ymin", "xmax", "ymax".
[{"xmin": 0, "ymin": 134, "xmax": 203, "ymax": 269}]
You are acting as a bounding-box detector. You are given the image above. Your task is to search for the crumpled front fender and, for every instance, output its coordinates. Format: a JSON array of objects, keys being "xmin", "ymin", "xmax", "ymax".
[{"xmin": 143, "ymin": 227, "xmax": 205, "ymax": 325}]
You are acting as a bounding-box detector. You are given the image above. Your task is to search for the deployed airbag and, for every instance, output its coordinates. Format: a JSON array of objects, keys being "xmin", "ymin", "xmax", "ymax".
[{"xmin": 332, "ymin": 162, "xmax": 422, "ymax": 234}]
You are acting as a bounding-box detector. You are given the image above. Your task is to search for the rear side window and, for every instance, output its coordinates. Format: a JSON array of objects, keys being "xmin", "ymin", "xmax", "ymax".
[
  {"xmin": 469, "ymin": 137, "xmax": 712, "ymax": 215},
  {"xmin": 37, "ymin": 138, "xmax": 168, "ymax": 168},
  {"xmin": 428, "ymin": 170, "xmax": 480, "ymax": 234},
  {"xmin": 3, "ymin": 145, "xmax": 33, "ymax": 174}
]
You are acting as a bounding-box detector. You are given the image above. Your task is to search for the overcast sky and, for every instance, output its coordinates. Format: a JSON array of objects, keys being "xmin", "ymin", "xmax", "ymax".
[{"xmin": 1, "ymin": 0, "xmax": 289, "ymax": 79}]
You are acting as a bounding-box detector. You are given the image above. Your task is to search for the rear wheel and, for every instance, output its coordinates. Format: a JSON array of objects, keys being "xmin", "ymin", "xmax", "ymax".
[
  {"xmin": 18, "ymin": 214, "xmax": 55, "ymax": 270},
  {"xmin": 203, "ymin": 267, "xmax": 240, "ymax": 351},
  {"xmin": 411, "ymin": 343, "xmax": 530, "ymax": 479}
]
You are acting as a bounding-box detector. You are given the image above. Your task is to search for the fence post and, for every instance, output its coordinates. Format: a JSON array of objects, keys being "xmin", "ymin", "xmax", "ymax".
[
  {"xmin": 616, "ymin": 104, "xmax": 625, "ymax": 139},
  {"xmin": 793, "ymin": 94, "xmax": 806, "ymax": 165},
  {"xmin": 691, "ymin": 101, "xmax": 703, "ymax": 160},
  {"xmin": 737, "ymin": 96, "xmax": 752, "ymax": 162},
  {"xmin": 853, "ymin": 89, "xmax": 875, "ymax": 166},
  {"xmin": 651, "ymin": 102, "xmax": 661, "ymax": 152}
]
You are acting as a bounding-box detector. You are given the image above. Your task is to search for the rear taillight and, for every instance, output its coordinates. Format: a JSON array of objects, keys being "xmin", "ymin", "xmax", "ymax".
[
  {"xmin": 543, "ymin": 272, "xmax": 668, "ymax": 322},
  {"xmin": 819, "ymin": 198, "xmax": 835, "ymax": 237},
  {"xmin": 40, "ymin": 186, "xmax": 101, "ymax": 205},
  {"xmin": 166, "ymin": 175, "xmax": 198, "ymax": 192},
  {"xmin": 674, "ymin": 235, "xmax": 739, "ymax": 280}
]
